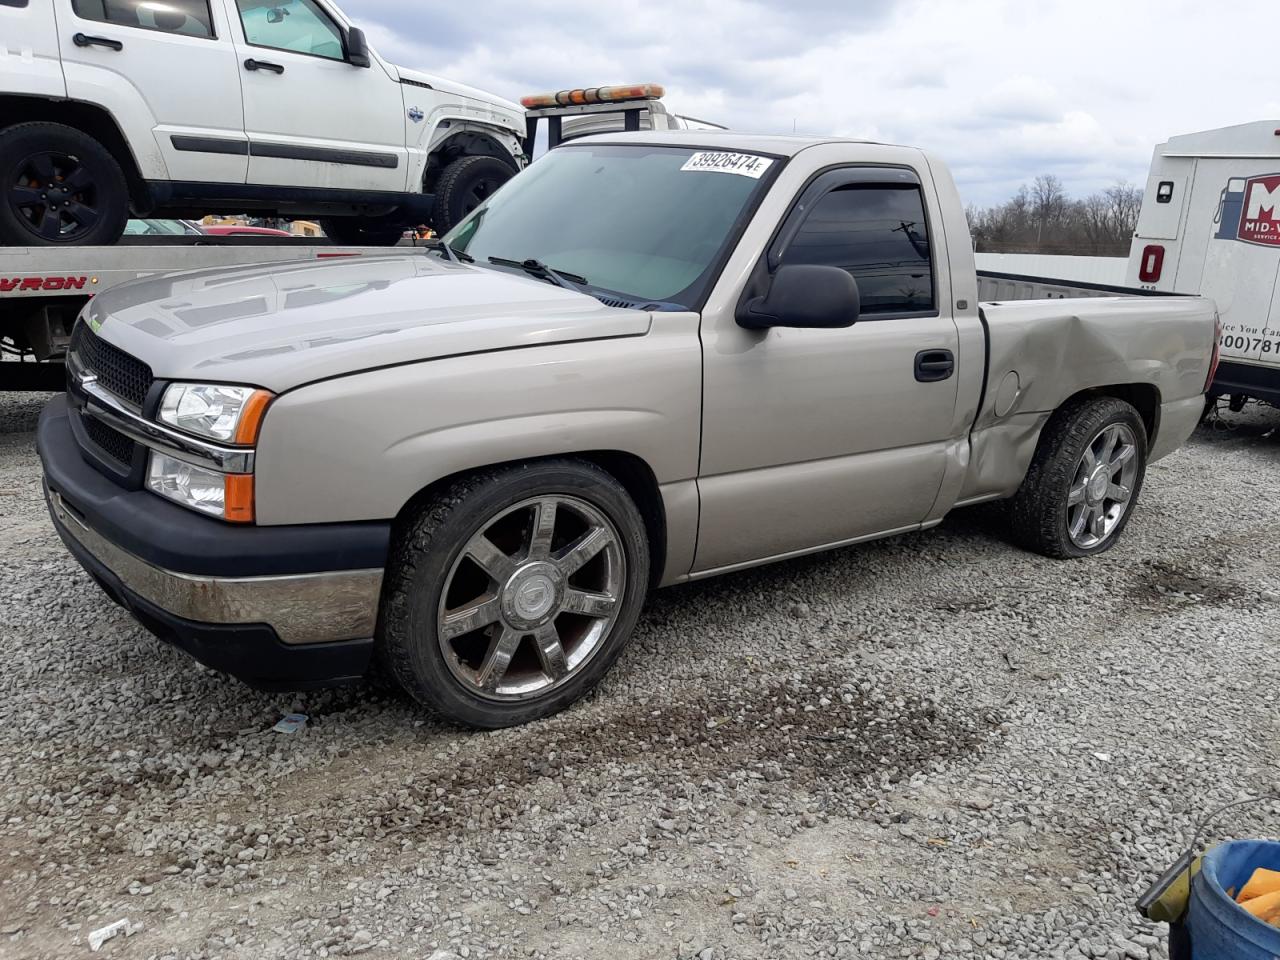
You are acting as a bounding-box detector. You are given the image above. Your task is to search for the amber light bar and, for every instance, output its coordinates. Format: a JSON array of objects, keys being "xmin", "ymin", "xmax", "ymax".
[{"xmin": 521, "ymin": 83, "xmax": 665, "ymax": 110}]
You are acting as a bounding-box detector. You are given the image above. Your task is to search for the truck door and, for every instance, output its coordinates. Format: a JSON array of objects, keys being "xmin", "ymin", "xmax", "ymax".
[
  {"xmin": 55, "ymin": 0, "xmax": 247, "ymax": 184},
  {"xmin": 5, "ymin": 0, "xmax": 66, "ymax": 99},
  {"xmin": 695, "ymin": 167, "xmax": 960, "ymax": 574},
  {"xmin": 219, "ymin": 0, "xmax": 408, "ymax": 193}
]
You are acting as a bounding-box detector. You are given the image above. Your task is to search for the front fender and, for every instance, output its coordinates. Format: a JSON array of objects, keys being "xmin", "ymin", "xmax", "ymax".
[
  {"xmin": 253, "ymin": 317, "xmax": 702, "ymax": 527},
  {"xmin": 406, "ymin": 105, "xmax": 526, "ymax": 188}
]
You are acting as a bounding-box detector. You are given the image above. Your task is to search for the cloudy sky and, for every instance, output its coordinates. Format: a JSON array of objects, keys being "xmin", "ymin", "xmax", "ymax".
[{"xmin": 341, "ymin": 0, "xmax": 1277, "ymax": 208}]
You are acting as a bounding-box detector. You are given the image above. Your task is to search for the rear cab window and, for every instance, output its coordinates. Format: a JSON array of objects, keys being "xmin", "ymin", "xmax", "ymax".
[
  {"xmin": 233, "ymin": 0, "xmax": 345, "ymax": 60},
  {"xmin": 779, "ymin": 182, "xmax": 936, "ymax": 317},
  {"xmin": 70, "ymin": 0, "xmax": 214, "ymax": 37}
]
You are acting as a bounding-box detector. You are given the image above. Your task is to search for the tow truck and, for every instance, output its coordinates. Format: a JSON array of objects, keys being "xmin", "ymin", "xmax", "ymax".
[{"xmin": 0, "ymin": 84, "xmax": 711, "ymax": 391}]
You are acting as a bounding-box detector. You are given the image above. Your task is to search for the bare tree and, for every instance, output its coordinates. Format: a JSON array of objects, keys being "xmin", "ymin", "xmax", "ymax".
[
  {"xmin": 1104, "ymin": 182, "xmax": 1142, "ymax": 238},
  {"xmin": 969, "ymin": 176, "xmax": 1142, "ymax": 256},
  {"xmin": 1031, "ymin": 175, "xmax": 1068, "ymax": 243}
]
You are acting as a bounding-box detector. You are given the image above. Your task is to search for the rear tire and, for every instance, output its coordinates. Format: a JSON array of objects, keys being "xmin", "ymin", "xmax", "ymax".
[
  {"xmin": 379, "ymin": 461, "xmax": 650, "ymax": 729},
  {"xmin": 0, "ymin": 122, "xmax": 129, "ymax": 246},
  {"xmin": 431, "ymin": 155, "xmax": 516, "ymax": 234},
  {"xmin": 319, "ymin": 215, "xmax": 407, "ymax": 246},
  {"xmin": 1009, "ymin": 397, "xmax": 1148, "ymax": 559}
]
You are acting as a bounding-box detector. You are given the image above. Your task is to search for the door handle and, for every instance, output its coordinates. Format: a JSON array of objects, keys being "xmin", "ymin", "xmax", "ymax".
[
  {"xmin": 914, "ymin": 349, "xmax": 955, "ymax": 383},
  {"xmin": 244, "ymin": 58, "xmax": 285, "ymax": 74},
  {"xmin": 73, "ymin": 33, "xmax": 123, "ymax": 51}
]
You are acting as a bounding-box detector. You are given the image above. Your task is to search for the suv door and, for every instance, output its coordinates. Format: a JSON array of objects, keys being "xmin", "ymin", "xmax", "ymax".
[
  {"xmin": 55, "ymin": 0, "xmax": 247, "ymax": 184},
  {"xmin": 695, "ymin": 167, "xmax": 960, "ymax": 573},
  {"xmin": 221, "ymin": 0, "xmax": 408, "ymax": 193},
  {"xmin": 5, "ymin": 0, "xmax": 66, "ymax": 99}
]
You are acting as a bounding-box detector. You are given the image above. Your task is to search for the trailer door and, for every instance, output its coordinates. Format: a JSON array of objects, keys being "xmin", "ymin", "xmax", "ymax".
[{"xmin": 1183, "ymin": 161, "xmax": 1280, "ymax": 365}]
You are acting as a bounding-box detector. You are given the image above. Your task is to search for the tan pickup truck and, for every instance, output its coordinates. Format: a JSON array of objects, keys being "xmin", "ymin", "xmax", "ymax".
[{"xmin": 38, "ymin": 132, "xmax": 1219, "ymax": 728}]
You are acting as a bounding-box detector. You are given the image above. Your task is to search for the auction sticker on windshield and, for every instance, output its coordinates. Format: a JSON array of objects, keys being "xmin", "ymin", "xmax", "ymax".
[{"xmin": 680, "ymin": 152, "xmax": 774, "ymax": 178}]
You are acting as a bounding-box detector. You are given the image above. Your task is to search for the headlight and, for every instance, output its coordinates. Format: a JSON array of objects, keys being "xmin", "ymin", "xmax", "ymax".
[
  {"xmin": 148, "ymin": 452, "xmax": 255, "ymax": 523},
  {"xmin": 159, "ymin": 383, "xmax": 272, "ymax": 444}
]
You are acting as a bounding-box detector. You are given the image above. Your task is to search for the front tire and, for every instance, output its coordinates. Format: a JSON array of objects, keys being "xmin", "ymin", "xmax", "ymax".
[
  {"xmin": 0, "ymin": 122, "xmax": 129, "ymax": 246},
  {"xmin": 319, "ymin": 215, "xmax": 407, "ymax": 246},
  {"xmin": 1010, "ymin": 397, "xmax": 1148, "ymax": 559},
  {"xmin": 431, "ymin": 155, "xmax": 516, "ymax": 234},
  {"xmin": 379, "ymin": 461, "xmax": 650, "ymax": 728}
]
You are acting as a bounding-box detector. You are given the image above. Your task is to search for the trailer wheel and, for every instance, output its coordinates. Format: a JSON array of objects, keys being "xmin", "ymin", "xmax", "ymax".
[
  {"xmin": 0, "ymin": 123, "xmax": 129, "ymax": 246},
  {"xmin": 318, "ymin": 216, "xmax": 407, "ymax": 246},
  {"xmin": 378, "ymin": 460, "xmax": 650, "ymax": 729},
  {"xmin": 1010, "ymin": 397, "xmax": 1148, "ymax": 559},
  {"xmin": 431, "ymin": 156, "xmax": 516, "ymax": 234}
]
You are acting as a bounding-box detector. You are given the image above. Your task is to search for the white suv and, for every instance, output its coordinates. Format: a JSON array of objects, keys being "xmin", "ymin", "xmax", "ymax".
[{"xmin": 0, "ymin": 0, "xmax": 527, "ymax": 245}]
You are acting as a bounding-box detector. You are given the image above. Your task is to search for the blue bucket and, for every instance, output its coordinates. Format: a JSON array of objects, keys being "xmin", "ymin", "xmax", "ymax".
[{"xmin": 1187, "ymin": 840, "xmax": 1280, "ymax": 959}]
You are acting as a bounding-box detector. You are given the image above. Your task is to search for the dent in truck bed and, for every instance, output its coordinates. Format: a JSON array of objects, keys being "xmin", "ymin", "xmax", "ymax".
[{"xmin": 957, "ymin": 295, "xmax": 1218, "ymax": 505}]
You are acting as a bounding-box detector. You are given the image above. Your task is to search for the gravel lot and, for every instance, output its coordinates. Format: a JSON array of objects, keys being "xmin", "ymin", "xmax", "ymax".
[{"xmin": 2, "ymin": 391, "xmax": 1279, "ymax": 960}]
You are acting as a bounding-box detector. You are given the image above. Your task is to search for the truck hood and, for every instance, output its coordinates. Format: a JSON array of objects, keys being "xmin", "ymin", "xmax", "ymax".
[
  {"xmin": 83, "ymin": 254, "xmax": 650, "ymax": 394},
  {"xmin": 392, "ymin": 66, "xmax": 525, "ymax": 132}
]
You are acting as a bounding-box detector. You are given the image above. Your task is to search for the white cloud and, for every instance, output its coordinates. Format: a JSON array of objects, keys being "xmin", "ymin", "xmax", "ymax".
[{"xmin": 341, "ymin": 0, "xmax": 1277, "ymax": 206}]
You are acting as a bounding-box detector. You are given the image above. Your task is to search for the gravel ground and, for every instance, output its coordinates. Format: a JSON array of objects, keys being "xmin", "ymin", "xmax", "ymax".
[{"xmin": 2, "ymin": 391, "xmax": 1280, "ymax": 960}]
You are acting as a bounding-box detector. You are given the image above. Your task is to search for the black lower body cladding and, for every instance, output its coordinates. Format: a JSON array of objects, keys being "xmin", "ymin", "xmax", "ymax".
[{"xmin": 37, "ymin": 396, "xmax": 392, "ymax": 690}]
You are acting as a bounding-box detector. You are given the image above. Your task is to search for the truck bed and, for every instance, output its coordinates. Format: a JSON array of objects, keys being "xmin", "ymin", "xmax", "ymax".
[{"xmin": 976, "ymin": 270, "xmax": 1168, "ymax": 302}]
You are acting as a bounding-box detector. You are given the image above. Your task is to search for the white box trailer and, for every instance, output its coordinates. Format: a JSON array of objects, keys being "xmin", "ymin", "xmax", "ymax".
[{"xmin": 1126, "ymin": 120, "xmax": 1280, "ymax": 406}]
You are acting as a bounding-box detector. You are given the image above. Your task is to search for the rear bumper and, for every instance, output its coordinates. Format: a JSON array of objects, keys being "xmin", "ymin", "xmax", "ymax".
[
  {"xmin": 1212, "ymin": 360, "xmax": 1280, "ymax": 404},
  {"xmin": 38, "ymin": 396, "xmax": 391, "ymax": 690}
]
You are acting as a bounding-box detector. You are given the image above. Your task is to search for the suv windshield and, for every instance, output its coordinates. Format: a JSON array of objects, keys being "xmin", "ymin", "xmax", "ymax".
[{"xmin": 444, "ymin": 144, "xmax": 779, "ymax": 308}]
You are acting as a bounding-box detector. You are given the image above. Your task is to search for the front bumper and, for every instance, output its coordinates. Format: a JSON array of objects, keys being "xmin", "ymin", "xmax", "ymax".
[{"xmin": 38, "ymin": 396, "xmax": 391, "ymax": 691}]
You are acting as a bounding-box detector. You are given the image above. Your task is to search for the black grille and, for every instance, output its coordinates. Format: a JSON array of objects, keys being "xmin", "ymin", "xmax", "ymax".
[
  {"xmin": 70, "ymin": 323, "xmax": 154, "ymax": 409},
  {"xmin": 82, "ymin": 414, "xmax": 135, "ymax": 467}
]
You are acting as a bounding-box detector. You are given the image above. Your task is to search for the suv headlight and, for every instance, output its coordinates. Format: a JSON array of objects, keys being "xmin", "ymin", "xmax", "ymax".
[
  {"xmin": 149, "ymin": 383, "xmax": 272, "ymax": 523},
  {"xmin": 158, "ymin": 383, "xmax": 271, "ymax": 444}
]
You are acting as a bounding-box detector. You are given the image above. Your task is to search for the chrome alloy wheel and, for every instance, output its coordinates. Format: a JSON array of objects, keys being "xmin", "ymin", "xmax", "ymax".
[
  {"xmin": 1066, "ymin": 422, "xmax": 1139, "ymax": 549},
  {"xmin": 437, "ymin": 496, "xmax": 625, "ymax": 701}
]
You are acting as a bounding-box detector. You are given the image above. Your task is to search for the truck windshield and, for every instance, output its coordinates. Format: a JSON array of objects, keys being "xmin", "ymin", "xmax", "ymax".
[{"xmin": 444, "ymin": 144, "xmax": 778, "ymax": 309}]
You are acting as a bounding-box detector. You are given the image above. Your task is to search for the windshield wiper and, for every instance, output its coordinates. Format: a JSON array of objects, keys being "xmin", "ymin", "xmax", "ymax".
[{"xmin": 487, "ymin": 256, "xmax": 587, "ymax": 290}]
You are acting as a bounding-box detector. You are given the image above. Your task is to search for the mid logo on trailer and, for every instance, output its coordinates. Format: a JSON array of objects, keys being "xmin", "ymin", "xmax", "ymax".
[{"xmin": 1216, "ymin": 174, "xmax": 1280, "ymax": 246}]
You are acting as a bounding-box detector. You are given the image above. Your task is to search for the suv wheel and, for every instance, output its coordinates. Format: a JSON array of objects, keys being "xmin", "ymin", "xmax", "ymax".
[
  {"xmin": 1010, "ymin": 397, "xmax": 1148, "ymax": 558},
  {"xmin": 379, "ymin": 461, "xmax": 650, "ymax": 728},
  {"xmin": 431, "ymin": 156, "xmax": 516, "ymax": 234},
  {"xmin": 319, "ymin": 215, "xmax": 407, "ymax": 246},
  {"xmin": 0, "ymin": 122, "xmax": 129, "ymax": 246}
]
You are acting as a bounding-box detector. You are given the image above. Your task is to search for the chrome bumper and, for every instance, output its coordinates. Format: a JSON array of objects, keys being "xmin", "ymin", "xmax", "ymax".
[{"xmin": 49, "ymin": 489, "xmax": 383, "ymax": 645}]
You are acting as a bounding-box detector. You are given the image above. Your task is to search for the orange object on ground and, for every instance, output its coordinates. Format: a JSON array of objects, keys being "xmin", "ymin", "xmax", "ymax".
[{"xmin": 1237, "ymin": 868, "xmax": 1280, "ymax": 905}]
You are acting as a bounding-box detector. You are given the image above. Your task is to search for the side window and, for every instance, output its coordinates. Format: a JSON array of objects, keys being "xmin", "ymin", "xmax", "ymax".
[
  {"xmin": 780, "ymin": 184, "xmax": 935, "ymax": 316},
  {"xmin": 235, "ymin": 0, "xmax": 345, "ymax": 60},
  {"xmin": 70, "ymin": 0, "xmax": 214, "ymax": 38}
]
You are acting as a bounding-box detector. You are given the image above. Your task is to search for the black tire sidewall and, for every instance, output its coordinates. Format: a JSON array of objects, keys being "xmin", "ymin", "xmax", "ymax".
[
  {"xmin": 1012, "ymin": 398, "xmax": 1149, "ymax": 559},
  {"xmin": 0, "ymin": 123, "xmax": 129, "ymax": 246},
  {"xmin": 381, "ymin": 462, "xmax": 650, "ymax": 728},
  {"xmin": 433, "ymin": 156, "xmax": 515, "ymax": 234}
]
